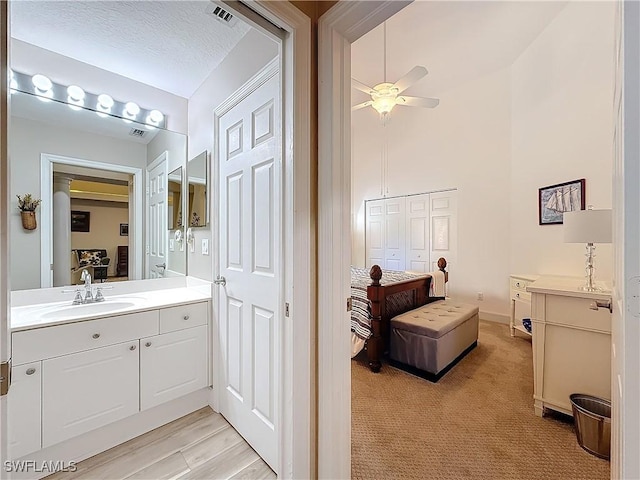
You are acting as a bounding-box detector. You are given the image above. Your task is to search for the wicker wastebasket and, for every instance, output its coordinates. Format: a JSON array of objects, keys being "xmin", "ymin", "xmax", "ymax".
[{"xmin": 570, "ymin": 393, "xmax": 611, "ymax": 460}]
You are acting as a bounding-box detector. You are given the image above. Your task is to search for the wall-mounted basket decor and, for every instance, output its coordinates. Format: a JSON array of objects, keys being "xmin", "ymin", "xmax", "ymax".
[
  {"xmin": 16, "ymin": 193, "xmax": 41, "ymax": 231},
  {"xmin": 21, "ymin": 211, "xmax": 36, "ymax": 230}
]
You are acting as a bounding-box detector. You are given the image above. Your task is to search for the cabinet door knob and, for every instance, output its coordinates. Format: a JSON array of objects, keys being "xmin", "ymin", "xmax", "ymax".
[
  {"xmin": 145, "ymin": 342, "xmax": 152, "ymax": 347},
  {"xmin": 516, "ymin": 293, "xmax": 520, "ymax": 298},
  {"xmin": 92, "ymin": 333, "xmax": 100, "ymax": 339},
  {"xmin": 183, "ymin": 315, "xmax": 190, "ymax": 321},
  {"xmin": 130, "ymin": 345, "xmax": 137, "ymax": 351},
  {"xmin": 26, "ymin": 368, "xmax": 36, "ymax": 376}
]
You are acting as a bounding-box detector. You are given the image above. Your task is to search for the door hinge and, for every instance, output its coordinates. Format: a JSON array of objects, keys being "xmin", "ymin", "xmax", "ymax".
[
  {"xmin": 285, "ymin": 303, "xmax": 290, "ymax": 317},
  {"xmin": 347, "ymin": 297, "xmax": 352, "ymax": 312},
  {"xmin": 0, "ymin": 359, "xmax": 11, "ymax": 396}
]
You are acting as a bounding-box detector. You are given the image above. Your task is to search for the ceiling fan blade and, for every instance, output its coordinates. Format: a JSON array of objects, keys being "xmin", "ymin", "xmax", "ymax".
[
  {"xmin": 393, "ymin": 66, "xmax": 428, "ymax": 94},
  {"xmin": 396, "ymin": 95, "xmax": 439, "ymax": 108},
  {"xmin": 352, "ymin": 101, "xmax": 373, "ymax": 111},
  {"xmin": 352, "ymin": 78, "xmax": 375, "ymax": 95}
]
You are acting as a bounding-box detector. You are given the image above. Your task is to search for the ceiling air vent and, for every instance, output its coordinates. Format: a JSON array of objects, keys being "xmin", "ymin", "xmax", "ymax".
[
  {"xmin": 206, "ymin": 4, "xmax": 239, "ymax": 27},
  {"xmin": 129, "ymin": 128, "xmax": 146, "ymax": 138}
]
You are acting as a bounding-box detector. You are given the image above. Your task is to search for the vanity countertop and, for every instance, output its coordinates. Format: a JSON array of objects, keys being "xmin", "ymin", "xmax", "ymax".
[{"xmin": 11, "ymin": 287, "xmax": 211, "ymax": 332}]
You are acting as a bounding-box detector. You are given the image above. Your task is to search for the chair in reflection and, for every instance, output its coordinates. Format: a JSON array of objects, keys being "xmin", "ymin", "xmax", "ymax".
[{"xmin": 71, "ymin": 249, "xmax": 110, "ymax": 284}]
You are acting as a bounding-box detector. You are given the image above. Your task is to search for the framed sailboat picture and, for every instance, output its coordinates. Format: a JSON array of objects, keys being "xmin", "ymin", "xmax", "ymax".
[{"xmin": 539, "ymin": 179, "xmax": 585, "ymax": 225}]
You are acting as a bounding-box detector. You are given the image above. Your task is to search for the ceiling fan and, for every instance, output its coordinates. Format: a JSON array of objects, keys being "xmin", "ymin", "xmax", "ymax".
[{"xmin": 352, "ymin": 23, "xmax": 439, "ymax": 118}]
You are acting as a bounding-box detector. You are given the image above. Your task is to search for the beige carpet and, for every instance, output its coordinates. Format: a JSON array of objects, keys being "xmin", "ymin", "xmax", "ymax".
[{"xmin": 351, "ymin": 321, "xmax": 610, "ymax": 480}]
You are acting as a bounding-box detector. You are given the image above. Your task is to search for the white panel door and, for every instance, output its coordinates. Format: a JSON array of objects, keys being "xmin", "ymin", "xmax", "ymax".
[
  {"xmin": 218, "ymin": 70, "xmax": 280, "ymax": 471},
  {"xmin": 140, "ymin": 325, "xmax": 208, "ymax": 411},
  {"xmin": 365, "ymin": 199, "xmax": 385, "ymax": 268},
  {"xmin": 147, "ymin": 155, "xmax": 167, "ymax": 278},
  {"xmin": 42, "ymin": 341, "xmax": 139, "ymax": 447},
  {"xmin": 8, "ymin": 362, "xmax": 41, "ymax": 459},
  {"xmin": 430, "ymin": 190, "xmax": 458, "ymax": 295},
  {"xmin": 405, "ymin": 194, "xmax": 430, "ymax": 273},
  {"xmin": 384, "ymin": 197, "xmax": 406, "ymax": 271}
]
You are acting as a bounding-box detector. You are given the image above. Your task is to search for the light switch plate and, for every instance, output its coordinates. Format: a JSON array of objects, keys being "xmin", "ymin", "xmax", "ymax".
[
  {"xmin": 169, "ymin": 239, "xmax": 175, "ymax": 252},
  {"xmin": 202, "ymin": 239, "xmax": 209, "ymax": 255},
  {"xmin": 189, "ymin": 240, "xmax": 195, "ymax": 253}
]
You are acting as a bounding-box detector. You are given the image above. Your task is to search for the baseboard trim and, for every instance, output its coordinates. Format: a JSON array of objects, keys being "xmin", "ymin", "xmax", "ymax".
[
  {"xmin": 12, "ymin": 388, "xmax": 211, "ymax": 479},
  {"xmin": 479, "ymin": 311, "xmax": 510, "ymax": 325}
]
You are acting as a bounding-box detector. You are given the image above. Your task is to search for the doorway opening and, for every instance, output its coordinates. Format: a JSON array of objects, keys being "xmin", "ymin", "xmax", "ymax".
[{"xmin": 40, "ymin": 154, "xmax": 143, "ymax": 288}]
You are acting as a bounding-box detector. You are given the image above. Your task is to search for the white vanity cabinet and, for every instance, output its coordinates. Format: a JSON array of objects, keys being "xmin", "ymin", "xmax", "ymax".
[
  {"xmin": 9, "ymin": 299, "xmax": 210, "ymax": 459},
  {"xmin": 140, "ymin": 325, "xmax": 208, "ymax": 410},
  {"xmin": 42, "ymin": 340, "xmax": 141, "ymax": 447},
  {"xmin": 8, "ymin": 362, "xmax": 41, "ymax": 460}
]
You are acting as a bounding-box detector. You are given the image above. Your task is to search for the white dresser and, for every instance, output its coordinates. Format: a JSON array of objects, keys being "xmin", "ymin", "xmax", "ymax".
[
  {"xmin": 527, "ymin": 276, "xmax": 612, "ymax": 417},
  {"xmin": 509, "ymin": 274, "xmax": 539, "ymax": 336}
]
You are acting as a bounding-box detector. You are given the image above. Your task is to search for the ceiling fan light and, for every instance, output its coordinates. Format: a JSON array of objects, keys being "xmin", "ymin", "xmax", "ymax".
[{"xmin": 372, "ymin": 97, "xmax": 396, "ymax": 116}]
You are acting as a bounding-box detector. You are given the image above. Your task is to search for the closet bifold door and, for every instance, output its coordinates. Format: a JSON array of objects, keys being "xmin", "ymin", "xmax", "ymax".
[
  {"xmin": 366, "ymin": 199, "xmax": 385, "ymax": 268},
  {"xmin": 405, "ymin": 194, "xmax": 430, "ymax": 273},
  {"xmin": 383, "ymin": 197, "xmax": 406, "ymax": 271}
]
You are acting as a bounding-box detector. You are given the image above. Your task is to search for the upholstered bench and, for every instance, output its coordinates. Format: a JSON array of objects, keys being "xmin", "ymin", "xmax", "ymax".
[{"xmin": 389, "ymin": 300, "xmax": 479, "ymax": 381}]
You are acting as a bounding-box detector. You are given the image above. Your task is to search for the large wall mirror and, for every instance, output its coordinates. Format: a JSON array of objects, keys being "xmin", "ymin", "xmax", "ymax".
[
  {"xmin": 187, "ymin": 151, "xmax": 208, "ymax": 228},
  {"xmin": 9, "ymin": 87, "xmax": 188, "ymax": 290}
]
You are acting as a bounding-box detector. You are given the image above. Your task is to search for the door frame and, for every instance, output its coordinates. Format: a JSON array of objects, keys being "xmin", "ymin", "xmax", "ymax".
[
  {"xmin": 612, "ymin": 1, "xmax": 640, "ymax": 478},
  {"xmin": 40, "ymin": 153, "xmax": 143, "ymax": 287},
  {"xmin": 318, "ymin": 0, "xmax": 640, "ymax": 478},
  {"xmin": 0, "ymin": 0, "xmax": 9, "ymax": 471},
  {"xmin": 218, "ymin": 2, "xmax": 312, "ymax": 478},
  {"xmin": 317, "ymin": 3, "xmax": 410, "ymax": 477}
]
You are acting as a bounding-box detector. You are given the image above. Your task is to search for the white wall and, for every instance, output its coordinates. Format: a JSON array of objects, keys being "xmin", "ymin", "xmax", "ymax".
[
  {"xmin": 10, "ymin": 116, "xmax": 147, "ymax": 290},
  {"xmin": 510, "ymin": 1, "xmax": 614, "ymax": 281},
  {"xmin": 11, "ymin": 40, "xmax": 188, "ymax": 134},
  {"xmin": 70, "ymin": 199, "xmax": 129, "ymax": 277},
  {"xmin": 186, "ymin": 28, "xmax": 278, "ymax": 282},
  {"xmin": 351, "ymin": 2, "xmax": 615, "ymax": 318},
  {"xmin": 352, "ymin": 68, "xmax": 512, "ymax": 314}
]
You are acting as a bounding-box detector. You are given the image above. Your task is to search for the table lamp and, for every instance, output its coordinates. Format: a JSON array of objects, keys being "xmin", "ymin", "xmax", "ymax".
[{"xmin": 563, "ymin": 206, "xmax": 612, "ymax": 292}]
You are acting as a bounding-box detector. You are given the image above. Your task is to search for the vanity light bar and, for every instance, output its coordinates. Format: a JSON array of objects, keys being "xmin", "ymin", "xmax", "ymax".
[{"xmin": 10, "ymin": 70, "xmax": 167, "ymax": 129}]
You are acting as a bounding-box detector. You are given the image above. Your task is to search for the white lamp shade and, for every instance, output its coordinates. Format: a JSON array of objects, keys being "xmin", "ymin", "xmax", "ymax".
[{"xmin": 563, "ymin": 209, "xmax": 612, "ymax": 243}]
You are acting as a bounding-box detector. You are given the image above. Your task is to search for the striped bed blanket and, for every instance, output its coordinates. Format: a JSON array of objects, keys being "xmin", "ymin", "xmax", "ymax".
[{"xmin": 350, "ymin": 266, "xmax": 428, "ymax": 341}]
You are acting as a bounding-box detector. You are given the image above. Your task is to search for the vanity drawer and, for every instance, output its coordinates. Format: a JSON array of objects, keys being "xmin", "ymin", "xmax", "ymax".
[
  {"xmin": 159, "ymin": 302, "xmax": 208, "ymax": 333},
  {"xmin": 545, "ymin": 294, "xmax": 611, "ymax": 333},
  {"xmin": 12, "ymin": 310, "xmax": 159, "ymax": 365}
]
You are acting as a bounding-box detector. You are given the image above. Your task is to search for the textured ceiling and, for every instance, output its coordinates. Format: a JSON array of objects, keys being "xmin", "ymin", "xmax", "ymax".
[
  {"xmin": 11, "ymin": 1, "xmax": 251, "ymax": 98},
  {"xmin": 352, "ymin": 1, "xmax": 567, "ymax": 99}
]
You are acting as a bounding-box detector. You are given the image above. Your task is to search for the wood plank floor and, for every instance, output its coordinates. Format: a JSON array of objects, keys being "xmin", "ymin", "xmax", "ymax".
[{"xmin": 46, "ymin": 407, "xmax": 275, "ymax": 480}]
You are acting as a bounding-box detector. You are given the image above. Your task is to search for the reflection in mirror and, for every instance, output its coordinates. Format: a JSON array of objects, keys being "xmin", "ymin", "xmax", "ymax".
[
  {"xmin": 168, "ymin": 167, "xmax": 183, "ymax": 230},
  {"xmin": 9, "ymin": 88, "xmax": 188, "ymax": 290},
  {"xmin": 188, "ymin": 151, "xmax": 208, "ymax": 227}
]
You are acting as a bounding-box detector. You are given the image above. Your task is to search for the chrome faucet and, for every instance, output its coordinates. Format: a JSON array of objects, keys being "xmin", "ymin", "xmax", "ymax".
[{"xmin": 81, "ymin": 269, "xmax": 93, "ymax": 303}]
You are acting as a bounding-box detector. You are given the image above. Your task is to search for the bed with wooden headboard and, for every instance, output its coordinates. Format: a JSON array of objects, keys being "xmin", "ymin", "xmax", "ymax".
[{"xmin": 351, "ymin": 258, "xmax": 448, "ymax": 372}]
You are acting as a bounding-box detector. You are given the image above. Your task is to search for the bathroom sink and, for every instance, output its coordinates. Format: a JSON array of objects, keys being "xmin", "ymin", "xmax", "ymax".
[{"xmin": 39, "ymin": 301, "xmax": 137, "ymax": 320}]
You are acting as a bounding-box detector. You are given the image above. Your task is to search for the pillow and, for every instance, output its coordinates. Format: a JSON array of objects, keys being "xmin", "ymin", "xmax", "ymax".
[{"xmin": 78, "ymin": 250, "xmax": 102, "ymax": 267}]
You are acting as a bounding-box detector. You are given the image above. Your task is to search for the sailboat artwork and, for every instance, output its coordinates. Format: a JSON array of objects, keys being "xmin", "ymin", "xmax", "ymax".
[{"xmin": 538, "ymin": 179, "xmax": 586, "ymax": 225}]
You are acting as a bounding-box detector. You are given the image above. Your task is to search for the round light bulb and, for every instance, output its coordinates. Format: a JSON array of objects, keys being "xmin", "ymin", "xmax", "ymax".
[
  {"xmin": 125, "ymin": 102, "xmax": 140, "ymax": 116},
  {"xmin": 149, "ymin": 109, "xmax": 163, "ymax": 123},
  {"xmin": 67, "ymin": 85, "xmax": 85, "ymax": 102},
  {"xmin": 32, "ymin": 74, "xmax": 52, "ymax": 92},
  {"xmin": 98, "ymin": 93, "xmax": 114, "ymax": 109}
]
